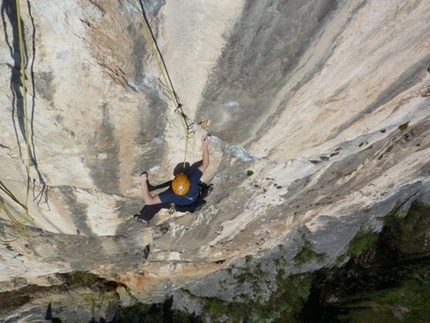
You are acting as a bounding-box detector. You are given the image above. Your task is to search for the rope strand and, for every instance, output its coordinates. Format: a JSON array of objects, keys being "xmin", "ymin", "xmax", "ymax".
[
  {"xmin": 133, "ymin": 0, "xmax": 191, "ymax": 165},
  {"xmin": 15, "ymin": 0, "xmax": 32, "ymax": 217},
  {"xmin": 0, "ymin": 0, "xmax": 33, "ymax": 240}
]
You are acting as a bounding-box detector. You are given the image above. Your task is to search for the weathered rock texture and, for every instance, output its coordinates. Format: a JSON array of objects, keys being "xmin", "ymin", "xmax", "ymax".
[{"xmin": 1, "ymin": 0, "xmax": 430, "ymax": 320}]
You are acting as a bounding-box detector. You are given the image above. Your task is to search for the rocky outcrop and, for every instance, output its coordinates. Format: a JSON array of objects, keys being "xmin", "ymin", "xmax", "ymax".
[{"xmin": 1, "ymin": 0, "xmax": 430, "ymax": 320}]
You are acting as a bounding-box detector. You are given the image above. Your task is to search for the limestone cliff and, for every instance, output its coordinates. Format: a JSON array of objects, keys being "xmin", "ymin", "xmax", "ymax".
[{"xmin": 1, "ymin": 0, "xmax": 430, "ymax": 321}]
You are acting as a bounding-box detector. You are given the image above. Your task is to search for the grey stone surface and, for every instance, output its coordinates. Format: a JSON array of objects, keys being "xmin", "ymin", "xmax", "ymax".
[{"xmin": 1, "ymin": 0, "xmax": 430, "ymax": 319}]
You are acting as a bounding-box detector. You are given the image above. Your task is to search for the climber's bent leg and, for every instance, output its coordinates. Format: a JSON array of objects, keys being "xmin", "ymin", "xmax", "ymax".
[{"xmin": 138, "ymin": 202, "xmax": 171, "ymax": 222}]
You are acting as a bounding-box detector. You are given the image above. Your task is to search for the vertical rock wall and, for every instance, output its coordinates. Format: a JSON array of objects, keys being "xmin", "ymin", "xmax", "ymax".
[{"xmin": 1, "ymin": 0, "xmax": 430, "ymax": 318}]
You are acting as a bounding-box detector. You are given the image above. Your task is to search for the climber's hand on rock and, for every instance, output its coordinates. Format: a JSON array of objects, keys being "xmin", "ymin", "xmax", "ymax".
[
  {"xmin": 201, "ymin": 134, "xmax": 210, "ymax": 148},
  {"xmin": 139, "ymin": 172, "xmax": 148, "ymax": 182}
]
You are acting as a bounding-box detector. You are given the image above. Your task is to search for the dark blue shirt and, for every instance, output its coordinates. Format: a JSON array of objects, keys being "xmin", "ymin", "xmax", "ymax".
[{"xmin": 159, "ymin": 169, "xmax": 203, "ymax": 206}]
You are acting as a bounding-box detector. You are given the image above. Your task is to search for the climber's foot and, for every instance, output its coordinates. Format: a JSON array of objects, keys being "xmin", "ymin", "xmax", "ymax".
[
  {"xmin": 207, "ymin": 184, "xmax": 214, "ymax": 196},
  {"xmin": 134, "ymin": 214, "xmax": 149, "ymax": 225}
]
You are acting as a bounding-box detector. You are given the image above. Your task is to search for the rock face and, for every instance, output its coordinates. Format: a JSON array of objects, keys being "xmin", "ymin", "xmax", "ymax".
[{"xmin": 1, "ymin": 0, "xmax": 430, "ymax": 319}]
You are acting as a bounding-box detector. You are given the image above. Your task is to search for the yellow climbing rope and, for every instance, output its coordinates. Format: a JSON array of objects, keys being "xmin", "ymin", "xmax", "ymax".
[
  {"xmin": 0, "ymin": 0, "xmax": 33, "ymax": 239},
  {"xmin": 15, "ymin": 0, "xmax": 32, "ymax": 210},
  {"xmin": 132, "ymin": 0, "xmax": 191, "ymax": 165},
  {"xmin": 0, "ymin": 181, "xmax": 29, "ymax": 239}
]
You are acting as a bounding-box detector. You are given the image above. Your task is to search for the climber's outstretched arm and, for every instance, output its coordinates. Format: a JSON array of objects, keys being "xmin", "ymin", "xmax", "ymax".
[
  {"xmin": 198, "ymin": 134, "xmax": 210, "ymax": 173},
  {"xmin": 139, "ymin": 173, "xmax": 161, "ymax": 205}
]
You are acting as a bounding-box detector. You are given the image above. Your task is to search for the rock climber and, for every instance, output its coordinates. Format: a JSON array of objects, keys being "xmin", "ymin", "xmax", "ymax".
[{"xmin": 134, "ymin": 134, "xmax": 213, "ymax": 224}]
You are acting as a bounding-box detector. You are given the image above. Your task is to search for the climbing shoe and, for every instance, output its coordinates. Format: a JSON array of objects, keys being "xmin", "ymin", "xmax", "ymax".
[
  {"xmin": 198, "ymin": 182, "xmax": 214, "ymax": 198},
  {"xmin": 134, "ymin": 214, "xmax": 149, "ymax": 225},
  {"xmin": 207, "ymin": 184, "xmax": 214, "ymax": 196}
]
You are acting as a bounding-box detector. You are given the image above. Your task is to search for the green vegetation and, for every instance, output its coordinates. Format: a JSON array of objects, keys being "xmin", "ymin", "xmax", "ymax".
[
  {"xmin": 203, "ymin": 298, "xmax": 256, "ymax": 322},
  {"xmin": 381, "ymin": 279, "xmax": 430, "ymax": 310},
  {"xmin": 5, "ymin": 203, "xmax": 430, "ymax": 322},
  {"xmin": 303, "ymin": 201, "xmax": 430, "ymax": 322},
  {"xmin": 334, "ymin": 254, "xmax": 347, "ymax": 267},
  {"xmin": 347, "ymin": 228, "xmax": 379, "ymax": 257},
  {"xmin": 200, "ymin": 272, "xmax": 314, "ymax": 323},
  {"xmin": 112, "ymin": 201, "xmax": 430, "ymax": 323},
  {"xmin": 334, "ymin": 272, "xmax": 430, "ymax": 323},
  {"xmin": 379, "ymin": 144, "xmax": 396, "ymax": 160},
  {"xmin": 63, "ymin": 272, "xmax": 100, "ymax": 288},
  {"xmin": 398, "ymin": 122, "xmax": 410, "ymax": 132},
  {"xmin": 382, "ymin": 202, "xmax": 430, "ymax": 255},
  {"xmin": 294, "ymin": 240, "xmax": 327, "ymax": 265},
  {"xmin": 116, "ymin": 297, "xmax": 195, "ymax": 323},
  {"xmin": 385, "ymin": 145, "xmax": 394, "ymax": 153},
  {"xmin": 247, "ymin": 170, "xmax": 254, "ymax": 177}
]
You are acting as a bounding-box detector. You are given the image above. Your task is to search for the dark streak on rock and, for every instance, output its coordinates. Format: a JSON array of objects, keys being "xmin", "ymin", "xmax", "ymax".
[
  {"xmin": 61, "ymin": 186, "xmax": 93, "ymax": 236},
  {"xmin": 87, "ymin": 103, "xmax": 121, "ymax": 194},
  {"xmin": 197, "ymin": 0, "xmax": 339, "ymax": 145},
  {"xmin": 34, "ymin": 71, "xmax": 55, "ymax": 101},
  {"xmin": 327, "ymin": 52, "xmax": 430, "ymax": 141}
]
